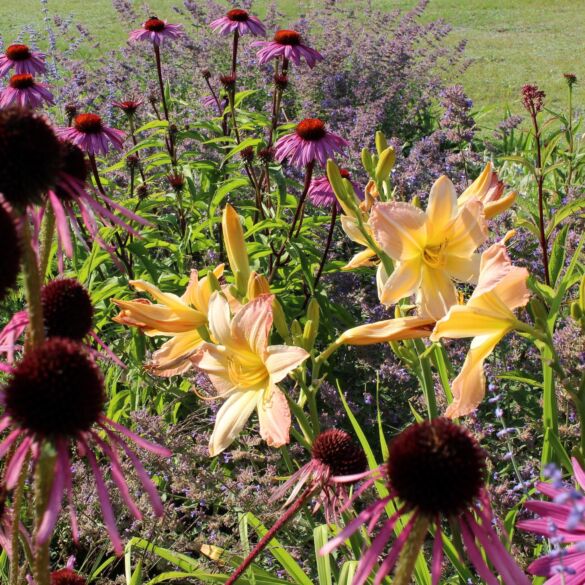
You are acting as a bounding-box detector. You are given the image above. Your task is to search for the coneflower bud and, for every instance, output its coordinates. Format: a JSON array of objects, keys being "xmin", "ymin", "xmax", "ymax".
[
  {"xmin": 64, "ymin": 103, "xmax": 78, "ymax": 123},
  {"xmin": 137, "ymin": 184, "xmax": 148, "ymax": 199},
  {"xmin": 0, "ymin": 107, "xmax": 62, "ymax": 209},
  {"xmin": 4, "ymin": 338, "xmax": 105, "ymax": 437},
  {"xmin": 41, "ymin": 278, "xmax": 94, "ymax": 341},
  {"xmin": 240, "ymin": 146, "xmax": 255, "ymax": 162},
  {"xmin": 219, "ymin": 74, "xmax": 237, "ymax": 90},
  {"xmin": 273, "ymin": 74, "xmax": 288, "ymax": 90},
  {"xmin": 167, "ymin": 172, "xmax": 185, "ymax": 191},
  {"xmin": 51, "ymin": 568, "xmax": 87, "ymax": 585},
  {"xmin": 564, "ymin": 73, "xmax": 577, "ymax": 87},
  {"xmin": 201, "ymin": 69, "xmax": 211, "ymax": 80},
  {"xmin": 258, "ymin": 147, "xmax": 274, "ymax": 164},
  {"xmin": 387, "ymin": 418, "xmax": 486, "ymax": 517},
  {"xmin": 126, "ymin": 154, "xmax": 139, "ymax": 169},
  {"xmin": 0, "ymin": 205, "xmax": 21, "ymax": 301}
]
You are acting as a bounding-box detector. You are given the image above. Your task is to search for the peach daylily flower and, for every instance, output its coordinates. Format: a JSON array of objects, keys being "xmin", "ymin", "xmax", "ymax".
[
  {"xmin": 112, "ymin": 265, "xmax": 224, "ymax": 376},
  {"xmin": 430, "ymin": 238, "xmax": 530, "ymax": 418},
  {"xmin": 337, "ymin": 315, "xmax": 435, "ymax": 345},
  {"xmin": 370, "ymin": 175, "xmax": 488, "ymax": 320},
  {"xmin": 191, "ymin": 293, "xmax": 309, "ymax": 456},
  {"xmin": 457, "ymin": 162, "xmax": 517, "ymax": 219}
]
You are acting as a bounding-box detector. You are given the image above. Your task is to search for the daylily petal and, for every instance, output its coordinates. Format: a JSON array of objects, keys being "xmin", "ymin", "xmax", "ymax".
[
  {"xmin": 257, "ymin": 385, "xmax": 291, "ymax": 448},
  {"xmin": 445, "ymin": 332, "xmax": 503, "ymax": 418},
  {"xmin": 182, "ymin": 265, "xmax": 224, "ymax": 312},
  {"xmin": 265, "ymin": 345, "xmax": 309, "ymax": 383},
  {"xmin": 484, "ymin": 191, "xmax": 516, "ymax": 219},
  {"xmin": 130, "ymin": 280, "xmax": 191, "ymax": 313},
  {"xmin": 341, "ymin": 215, "xmax": 371, "ymax": 248},
  {"xmin": 231, "ymin": 294, "xmax": 273, "ymax": 356},
  {"xmin": 148, "ymin": 330, "xmax": 204, "ymax": 377},
  {"xmin": 370, "ymin": 202, "xmax": 426, "ymax": 261},
  {"xmin": 431, "ymin": 303, "xmax": 512, "ymax": 341},
  {"xmin": 208, "ymin": 389, "xmax": 260, "ymax": 456},
  {"xmin": 444, "ymin": 253, "xmax": 480, "ymax": 284},
  {"xmin": 445, "ymin": 200, "xmax": 487, "ymax": 259},
  {"xmin": 337, "ymin": 316, "xmax": 435, "ymax": 345},
  {"xmin": 418, "ymin": 266, "xmax": 458, "ymax": 320},
  {"xmin": 458, "ymin": 163, "xmax": 493, "ymax": 206},
  {"xmin": 426, "ymin": 175, "xmax": 457, "ymax": 246},
  {"xmin": 191, "ymin": 342, "xmax": 236, "ymax": 397},
  {"xmin": 378, "ymin": 258, "xmax": 422, "ymax": 307},
  {"xmin": 207, "ymin": 292, "xmax": 233, "ymax": 347},
  {"xmin": 343, "ymin": 248, "xmax": 378, "ymax": 270}
]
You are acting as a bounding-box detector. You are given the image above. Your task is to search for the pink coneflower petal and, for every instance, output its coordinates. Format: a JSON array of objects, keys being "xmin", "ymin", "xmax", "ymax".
[
  {"xmin": 48, "ymin": 191, "xmax": 74, "ymax": 256},
  {"xmin": 5, "ymin": 435, "xmax": 32, "ymax": 490},
  {"xmin": 431, "ymin": 523, "xmax": 443, "ymax": 585},
  {"xmin": 82, "ymin": 437, "xmax": 123, "ymax": 555},
  {"xmin": 459, "ymin": 517, "xmax": 500, "ymax": 585},
  {"xmin": 129, "ymin": 18, "xmax": 185, "ymax": 47},
  {"xmin": 102, "ymin": 417, "xmax": 172, "ymax": 457},
  {"xmin": 37, "ymin": 456, "xmax": 67, "ymax": 544},
  {"xmin": 372, "ymin": 513, "xmax": 418, "ymax": 585},
  {"xmin": 58, "ymin": 440, "xmax": 79, "ymax": 543},
  {"xmin": 102, "ymin": 425, "xmax": 165, "ymax": 516},
  {"xmin": 0, "ymin": 45, "xmax": 46, "ymax": 77},
  {"xmin": 0, "ymin": 429, "xmax": 23, "ymax": 458},
  {"xmin": 91, "ymin": 430, "xmax": 142, "ymax": 520}
]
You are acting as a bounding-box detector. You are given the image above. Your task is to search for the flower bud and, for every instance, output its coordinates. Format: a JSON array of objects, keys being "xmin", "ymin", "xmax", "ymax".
[
  {"xmin": 375, "ymin": 146, "xmax": 395, "ymax": 181},
  {"xmin": 302, "ymin": 298, "xmax": 320, "ymax": 350},
  {"xmin": 361, "ymin": 147, "xmax": 375, "ymax": 176},
  {"xmin": 222, "ymin": 204, "xmax": 251, "ymax": 295},
  {"xmin": 247, "ymin": 271, "xmax": 270, "ymax": 300},
  {"xmin": 272, "ymin": 298, "xmax": 290, "ymax": 341},
  {"xmin": 326, "ymin": 159, "xmax": 358, "ymax": 216},
  {"xmin": 375, "ymin": 130, "xmax": 388, "ymax": 155}
]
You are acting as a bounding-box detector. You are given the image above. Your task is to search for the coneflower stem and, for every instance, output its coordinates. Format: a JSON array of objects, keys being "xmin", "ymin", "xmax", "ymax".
[
  {"xmin": 231, "ymin": 30, "xmax": 239, "ymax": 76},
  {"xmin": 39, "ymin": 204, "xmax": 56, "ymax": 281},
  {"xmin": 312, "ymin": 204, "xmax": 337, "ymax": 292},
  {"xmin": 33, "ymin": 449, "xmax": 56, "ymax": 585},
  {"xmin": 20, "ymin": 220, "xmax": 45, "ymax": 350},
  {"xmin": 393, "ymin": 515, "xmax": 430, "ymax": 585},
  {"xmin": 225, "ymin": 487, "xmax": 314, "ymax": 585},
  {"xmin": 9, "ymin": 452, "xmax": 31, "ymax": 585},
  {"xmin": 153, "ymin": 45, "xmax": 169, "ymax": 121}
]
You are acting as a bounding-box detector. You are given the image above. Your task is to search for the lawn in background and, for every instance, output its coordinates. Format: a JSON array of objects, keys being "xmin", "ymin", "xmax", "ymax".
[{"xmin": 1, "ymin": 0, "xmax": 583, "ymax": 130}]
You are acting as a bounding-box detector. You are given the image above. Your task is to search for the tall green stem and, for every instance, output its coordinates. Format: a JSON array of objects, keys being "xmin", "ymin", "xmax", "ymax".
[
  {"xmin": 541, "ymin": 344, "xmax": 558, "ymax": 466},
  {"xmin": 21, "ymin": 221, "xmax": 45, "ymax": 349},
  {"xmin": 9, "ymin": 453, "xmax": 31, "ymax": 585},
  {"xmin": 39, "ymin": 205, "xmax": 56, "ymax": 281}
]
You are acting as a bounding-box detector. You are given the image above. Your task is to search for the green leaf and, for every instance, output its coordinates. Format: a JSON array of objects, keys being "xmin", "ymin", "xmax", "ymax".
[
  {"xmin": 549, "ymin": 223, "xmax": 569, "ymax": 286},
  {"xmin": 313, "ymin": 525, "xmax": 332, "ymax": 585}
]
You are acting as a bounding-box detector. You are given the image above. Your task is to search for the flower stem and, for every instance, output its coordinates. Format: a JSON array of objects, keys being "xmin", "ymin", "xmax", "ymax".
[
  {"xmin": 21, "ymin": 220, "xmax": 45, "ymax": 350},
  {"xmin": 39, "ymin": 204, "xmax": 56, "ymax": 281},
  {"xmin": 393, "ymin": 514, "xmax": 429, "ymax": 585},
  {"xmin": 9, "ymin": 452, "xmax": 31, "ymax": 585},
  {"xmin": 312, "ymin": 204, "xmax": 338, "ymax": 292},
  {"xmin": 225, "ymin": 486, "xmax": 314, "ymax": 585},
  {"xmin": 33, "ymin": 449, "xmax": 56, "ymax": 585},
  {"xmin": 153, "ymin": 45, "xmax": 169, "ymax": 121},
  {"xmin": 231, "ymin": 30, "xmax": 239, "ymax": 76}
]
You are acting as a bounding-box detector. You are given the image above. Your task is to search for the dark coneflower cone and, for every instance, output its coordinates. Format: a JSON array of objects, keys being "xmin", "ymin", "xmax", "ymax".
[
  {"xmin": 144, "ymin": 17, "xmax": 166, "ymax": 32},
  {"xmin": 274, "ymin": 29, "xmax": 301, "ymax": 46},
  {"xmin": 9, "ymin": 73, "xmax": 35, "ymax": 89},
  {"xmin": 0, "ymin": 107, "xmax": 62, "ymax": 208},
  {"xmin": 6, "ymin": 44, "xmax": 32, "ymax": 61},
  {"xmin": 295, "ymin": 118, "xmax": 327, "ymax": 141},
  {"xmin": 73, "ymin": 113, "xmax": 103, "ymax": 134},
  {"xmin": 387, "ymin": 417, "xmax": 487, "ymax": 517},
  {"xmin": 4, "ymin": 338, "xmax": 105, "ymax": 437},
  {"xmin": 41, "ymin": 278, "xmax": 94, "ymax": 341},
  {"xmin": 0, "ymin": 205, "xmax": 21, "ymax": 301},
  {"xmin": 227, "ymin": 9, "xmax": 249, "ymax": 21},
  {"xmin": 312, "ymin": 428, "xmax": 367, "ymax": 477},
  {"xmin": 50, "ymin": 569, "xmax": 87, "ymax": 585}
]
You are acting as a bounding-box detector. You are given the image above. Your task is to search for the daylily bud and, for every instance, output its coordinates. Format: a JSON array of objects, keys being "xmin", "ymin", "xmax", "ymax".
[
  {"xmin": 222, "ymin": 204, "xmax": 251, "ymax": 294},
  {"xmin": 247, "ymin": 271, "xmax": 270, "ymax": 300},
  {"xmin": 272, "ymin": 298, "xmax": 290, "ymax": 341},
  {"xmin": 375, "ymin": 131, "xmax": 388, "ymax": 155},
  {"xmin": 206, "ymin": 271, "xmax": 222, "ymax": 294},
  {"xmin": 327, "ymin": 159, "xmax": 358, "ymax": 216},
  {"xmin": 303, "ymin": 298, "xmax": 320, "ymax": 350},
  {"xmin": 412, "ymin": 195, "xmax": 422, "ymax": 209},
  {"xmin": 375, "ymin": 146, "xmax": 395, "ymax": 181},
  {"xmin": 291, "ymin": 319, "xmax": 303, "ymax": 344},
  {"xmin": 361, "ymin": 147, "xmax": 375, "ymax": 176},
  {"xmin": 570, "ymin": 301, "xmax": 582, "ymax": 322}
]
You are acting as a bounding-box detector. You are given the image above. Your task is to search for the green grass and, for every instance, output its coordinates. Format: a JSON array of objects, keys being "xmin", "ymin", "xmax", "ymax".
[{"xmin": 2, "ymin": 0, "xmax": 583, "ymax": 129}]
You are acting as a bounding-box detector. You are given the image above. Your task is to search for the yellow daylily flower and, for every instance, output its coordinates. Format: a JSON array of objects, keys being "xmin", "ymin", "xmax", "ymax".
[
  {"xmin": 430, "ymin": 239, "xmax": 530, "ymax": 418},
  {"xmin": 457, "ymin": 162, "xmax": 517, "ymax": 219},
  {"xmin": 112, "ymin": 265, "xmax": 224, "ymax": 376},
  {"xmin": 370, "ymin": 175, "xmax": 488, "ymax": 320},
  {"xmin": 191, "ymin": 293, "xmax": 309, "ymax": 456}
]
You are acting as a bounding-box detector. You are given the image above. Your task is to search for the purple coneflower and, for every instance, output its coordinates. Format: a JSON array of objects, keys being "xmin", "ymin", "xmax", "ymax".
[
  {"xmin": 308, "ymin": 169, "xmax": 362, "ymax": 211},
  {"xmin": 0, "ymin": 107, "xmax": 62, "ymax": 209},
  {"xmin": 225, "ymin": 429, "xmax": 367, "ymax": 585},
  {"xmin": 0, "ymin": 44, "xmax": 46, "ymax": 77},
  {"xmin": 0, "ymin": 278, "xmax": 122, "ymax": 367},
  {"xmin": 274, "ymin": 118, "xmax": 348, "ymax": 168},
  {"xmin": 36, "ymin": 141, "xmax": 147, "ymax": 268},
  {"xmin": 518, "ymin": 457, "xmax": 585, "ymax": 583},
  {"xmin": 321, "ymin": 418, "xmax": 530, "ymax": 585},
  {"xmin": 0, "ymin": 74, "xmax": 54, "ymax": 109},
  {"xmin": 129, "ymin": 16, "xmax": 184, "ymax": 46},
  {"xmin": 57, "ymin": 114, "xmax": 125, "ymax": 156},
  {"xmin": 210, "ymin": 9, "xmax": 266, "ymax": 37},
  {"xmin": 0, "ymin": 204, "xmax": 21, "ymax": 302},
  {"xmin": 0, "ymin": 337, "xmax": 171, "ymax": 554},
  {"xmin": 253, "ymin": 30, "xmax": 323, "ymax": 68},
  {"xmin": 113, "ymin": 98, "xmax": 143, "ymax": 118}
]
